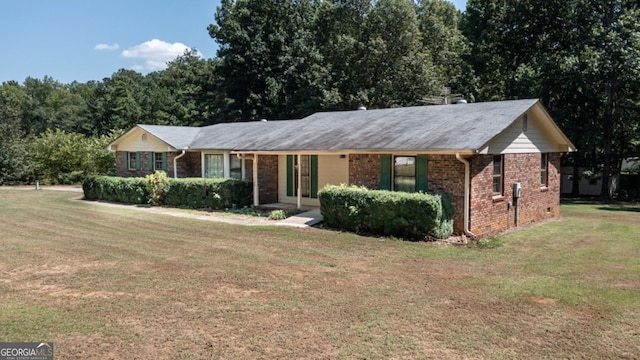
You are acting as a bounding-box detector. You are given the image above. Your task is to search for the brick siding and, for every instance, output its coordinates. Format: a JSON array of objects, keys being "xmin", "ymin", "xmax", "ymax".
[
  {"xmin": 469, "ymin": 153, "xmax": 560, "ymax": 237},
  {"xmin": 427, "ymin": 155, "xmax": 466, "ymax": 234},
  {"xmin": 257, "ymin": 155, "xmax": 278, "ymax": 204},
  {"xmin": 348, "ymin": 154, "xmax": 381, "ymax": 189},
  {"xmin": 349, "ymin": 153, "xmax": 466, "ymax": 234},
  {"xmin": 114, "ymin": 151, "xmax": 201, "ymax": 178}
]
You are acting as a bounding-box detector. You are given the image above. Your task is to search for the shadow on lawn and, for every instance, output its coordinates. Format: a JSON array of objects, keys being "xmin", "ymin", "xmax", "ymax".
[
  {"xmin": 596, "ymin": 205, "xmax": 640, "ymax": 213},
  {"xmin": 561, "ymin": 198, "xmax": 640, "ymax": 213}
]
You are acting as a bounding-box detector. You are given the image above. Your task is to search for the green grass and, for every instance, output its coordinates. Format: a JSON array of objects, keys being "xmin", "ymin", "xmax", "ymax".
[{"xmin": 0, "ymin": 189, "xmax": 639, "ymax": 359}]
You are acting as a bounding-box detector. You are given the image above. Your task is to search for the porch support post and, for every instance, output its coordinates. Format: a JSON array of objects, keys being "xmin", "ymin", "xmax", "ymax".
[
  {"xmin": 253, "ymin": 155, "xmax": 259, "ymax": 207},
  {"xmin": 297, "ymin": 153, "xmax": 302, "ymax": 210}
]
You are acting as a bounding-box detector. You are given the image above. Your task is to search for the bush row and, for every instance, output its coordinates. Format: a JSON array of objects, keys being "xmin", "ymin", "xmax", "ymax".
[
  {"xmin": 318, "ymin": 185, "xmax": 454, "ymax": 240},
  {"xmin": 82, "ymin": 176, "xmax": 148, "ymax": 204},
  {"xmin": 83, "ymin": 173, "xmax": 253, "ymax": 209}
]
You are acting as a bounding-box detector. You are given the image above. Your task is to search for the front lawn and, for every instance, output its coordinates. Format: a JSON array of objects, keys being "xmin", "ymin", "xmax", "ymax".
[{"xmin": 0, "ymin": 190, "xmax": 638, "ymax": 359}]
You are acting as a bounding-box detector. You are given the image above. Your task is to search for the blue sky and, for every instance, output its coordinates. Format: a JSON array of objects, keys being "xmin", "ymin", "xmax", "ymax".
[{"xmin": 0, "ymin": 0, "xmax": 467, "ymax": 84}]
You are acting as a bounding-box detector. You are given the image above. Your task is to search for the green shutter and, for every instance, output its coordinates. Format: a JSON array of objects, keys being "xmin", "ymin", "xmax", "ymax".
[
  {"xmin": 286, "ymin": 155, "xmax": 294, "ymax": 197},
  {"xmin": 162, "ymin": 152, "xmax": 167, "ymax": 171},
  {"xmin": 380, "ymin": 154, "xmax": 391, "ymax": 190},
  {"xmin": 310, "ymin": 155, "xmax": 318, "ymax": 198},
  {"xmin": 416, "ymin": 155, "xmax": 428, "ymax": 192},
  {"xmin": 135, "ymin": 152, "xmax": 141, "ymax": 170},
  {"xmin": 148, "ymin": 152, "xmax": 153, "ymax": 171}
]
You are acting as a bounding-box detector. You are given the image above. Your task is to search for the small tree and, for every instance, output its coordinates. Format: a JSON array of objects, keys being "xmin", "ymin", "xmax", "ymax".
[
  {"xmin": 31, "ymin": 129, "xmax": 117, "ymax": 184},
  {"xmin": 145, "ymin": 171, "xmax": 169, "ymax": 205}
]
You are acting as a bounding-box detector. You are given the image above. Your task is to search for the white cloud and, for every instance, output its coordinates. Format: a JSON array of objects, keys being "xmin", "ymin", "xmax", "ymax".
[
  {"xmin": 95, "ymin": 43, "xmax": 119, "ymax": 51},
  {"xmin": 121, "ymin": 39, "xmax": 191, "ymax": 71}
]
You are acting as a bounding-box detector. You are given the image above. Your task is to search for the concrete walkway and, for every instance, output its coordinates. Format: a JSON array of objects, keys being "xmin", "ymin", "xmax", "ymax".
[{"xmin": 274, "ymin": 208, "xmax": 324, "ymax": 228}]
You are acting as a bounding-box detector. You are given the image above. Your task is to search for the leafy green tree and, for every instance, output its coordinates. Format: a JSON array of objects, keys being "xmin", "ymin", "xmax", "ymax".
[
  {"xmin": 209, "ymin": 0, "xmax": 324, "ymax": 121},
  {"xmin": 31, "ymin": 129, "xmax": 118, "ymax": 184},
  {"xmin": 416, "ymin": 0, "xmax": 476, "ymax": 99},
  {"xmin": 315, "ymin": 0, "xmax": 441, "ymax": 109},
  {"xmin": 147, "ymin": 51, "xmax": 222, "ymax": 126},
  {"xmin": 92, "ymin": 69, "xmax": 146, "ymax": 134},
  {"xmin": 0, "ymin": 82, "xmax": 33, "ymax": 184},
  {"xmin": 462, "ymin": 0, "xmax": 640, "ymax": 197}
]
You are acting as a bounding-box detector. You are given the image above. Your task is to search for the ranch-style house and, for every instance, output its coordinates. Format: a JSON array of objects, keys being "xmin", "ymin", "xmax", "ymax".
[{"xmin": 108, "ymin": 99, "xmax": 576, "ymax": 237}]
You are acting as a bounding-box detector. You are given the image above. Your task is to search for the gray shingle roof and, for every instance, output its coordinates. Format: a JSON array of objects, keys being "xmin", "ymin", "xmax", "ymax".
[
  {"xmin": 122, "ymin": 99, "xmax": 554, "ymax": 153},
  {"xmin": 137, "ymin": 124, "xmax": 201, "ymax": 150},
  {"xmin": 189, "ymin": 121, "xmax": 293, "ymax": 150},
  {"xmin": 235, "ymin": 99, "xmax": 539, "ymax": 152}
]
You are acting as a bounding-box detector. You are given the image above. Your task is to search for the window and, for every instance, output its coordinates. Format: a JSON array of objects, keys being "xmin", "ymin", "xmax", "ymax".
[
  {"xmin": 286, "ymin": 155, "xmax": 318, "ymax": 198},
  {"xmin": 128, "ymin": 152, "xmax": 137, "ymax": 170},
  {"xmin": 293, "ymin": 155, "xmax": 310, "ymax": 197},
  {"xmin": 492, "ymin": 155, "xmax": 503, "ymax": 195},
  {"xmin": 154, "ymin": 152, "xmax": 164, "ymax": 171},
  {"xmin": 541, "ymin": 153, "xmax": 549, "ymax": 187},
  {"xmin": 204, "ymin": 154, "xmax": 224, "ymax": 178},
  {"xmin": 230, "ymin": 155, "xmax": 242, "ymax": 180},
  {"xmin": 394, "ymin": 156, "xmax": 416, "ymax": 192},
  {"xmin": 380, "ymin": 155, "xmax": 427, "ymax": 192}
]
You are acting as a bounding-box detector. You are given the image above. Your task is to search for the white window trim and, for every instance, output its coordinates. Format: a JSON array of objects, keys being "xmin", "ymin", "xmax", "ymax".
[
  {"xmin": 127, "ymin": 152, "xmax": 136, "ymax": 170},
  {"xmin": 201, "ymin": 151, "xmax": 231, "ymax": 178},
  {"xmin": 393, "ymin": 155, "xmax": 417, "ymax": 192}
]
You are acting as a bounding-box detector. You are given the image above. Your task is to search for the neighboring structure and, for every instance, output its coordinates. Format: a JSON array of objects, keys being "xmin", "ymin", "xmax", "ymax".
[{"xmin": 108, "ymin": 99, "xmax": 576, "ymax": 237}]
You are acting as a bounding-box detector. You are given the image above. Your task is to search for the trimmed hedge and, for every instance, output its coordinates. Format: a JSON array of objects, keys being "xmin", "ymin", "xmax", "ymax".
[
  {"xmin": 82, "ymin": 175, "xmax": 148, "ymax": 204},
  {"xmin": 318, "ymin": 184, "xmax": 454, "ymax": 240},
  {"xmin": 83, "ymin": 175, "xmax": 253, "ymax": 209},
  {"xmin": 163, "ymin": 178, "xmax": 252, "ymax": 209}
]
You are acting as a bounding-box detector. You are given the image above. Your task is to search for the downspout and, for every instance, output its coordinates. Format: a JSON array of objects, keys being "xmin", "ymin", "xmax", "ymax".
[
  {"xmin": 456, "ymin": 153, "xmax": 477, "ymax": 238},
  {"xmin": 173, "ymin": 149, "xmax": 187, "ymax": 178},
  {"xmin": 297, "ymin": 154, "xmax": 302, "ymax": 210}
]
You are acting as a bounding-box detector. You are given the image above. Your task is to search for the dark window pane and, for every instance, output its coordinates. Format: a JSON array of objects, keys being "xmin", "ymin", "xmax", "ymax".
[{"xmin": 394, "ymin": 156, "xmax": 416, "ymax": 192}]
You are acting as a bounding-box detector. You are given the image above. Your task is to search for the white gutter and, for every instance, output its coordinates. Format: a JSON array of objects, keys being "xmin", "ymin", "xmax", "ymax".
[
  {"xmin": 456, "ymin": 153, "xmax": 477, "ymax": 238},
  {"xmin": 173, "ymin": 150, "xmax": 187, "ymax": 178}
]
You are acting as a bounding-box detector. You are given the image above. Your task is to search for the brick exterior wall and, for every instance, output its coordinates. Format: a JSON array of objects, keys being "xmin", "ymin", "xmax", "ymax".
[
  {"xmin": 349, "ymin": 153, "xmax": 466, "ymax": 234},
  {"xmin": 469, "ymin": 153, "xmax": 561, "ymax": 237},
  {"xmin": 427, "ymin": 155, "xmax": 466, "ymax": 234},
  {"xmin": 349, "ymin": 154, "xmax": 381, "ymax": 189},
  {"xmin": 257, "ymin": 155, "xmax": 278, "ymax": 204},
  {"xmin": 115, "ymin": 151, "xmax": 201, "ymax": 178}
]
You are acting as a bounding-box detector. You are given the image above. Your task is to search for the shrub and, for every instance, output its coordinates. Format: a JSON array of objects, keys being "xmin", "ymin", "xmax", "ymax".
[
  {"xmin": 84, "ymin": 175, "xmax": 253, "ymax": 210},
  {"xmin": 318, "ymin": 184, "xmax": 454, "ymax": 240},
  {"xmin": 82, "ymin": 175, "xmax": 148, "ymax": 204},
  {"xmin": 145, "ymin": 171, "xmax": 169, "ymax": 205},
  {"xmin": 268, "ymin": 209, "xmax": 289, "ymax": 220},
  {"xmin": 161, "ymin": 178, "xmax": 253, "ymax": 210}
]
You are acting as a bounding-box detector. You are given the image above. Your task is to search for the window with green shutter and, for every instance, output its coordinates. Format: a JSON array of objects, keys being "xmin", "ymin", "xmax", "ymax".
[
  {"xmin": 381, "ymin": 154, "xmax": 428, "ymax": 193},
  {"xmin": 287, "ymin": 155, "xmax": 319, "ymax": 198}
]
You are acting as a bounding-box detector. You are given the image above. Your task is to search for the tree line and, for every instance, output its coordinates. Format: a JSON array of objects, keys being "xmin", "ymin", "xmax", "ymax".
[{"xmin": 1, "ymin": 0, "xmax": 639, "ymax": 198}]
